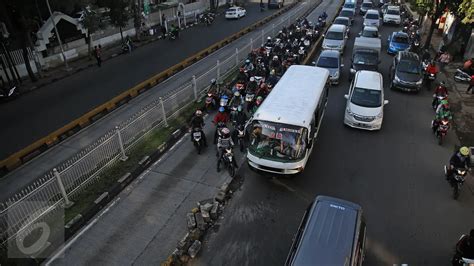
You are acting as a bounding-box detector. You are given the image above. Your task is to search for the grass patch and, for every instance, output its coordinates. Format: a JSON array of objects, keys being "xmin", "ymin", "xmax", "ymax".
[{"xmin": 64, "ymin": 101, "xmax": 202, "ymax": 223}]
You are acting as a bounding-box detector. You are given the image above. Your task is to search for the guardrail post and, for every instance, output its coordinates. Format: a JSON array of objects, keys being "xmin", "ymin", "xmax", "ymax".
[
  {"xmin": 192, "ymin": 75, "xmax": 198, "ymax": 100},
  {"xmin": 164, "ymin": 20, "xmax": 168, "ymax": 34},
  {"xmin": 194, "ymin": 11, "xmax": 197, "ymax": 24},
  {"xmin": 250, "ymin": 38, "xmax": 253, "ymax": 51},
  {"xmin": 216, "ymin": 60, "xmax": 221, "ymax": 84},
  {"xmin": 116, "ymin": 126, "xmax": 128, "ymax": 162},
  {"xmin": 235, "ymin": 48, "xmax": 239, "ymax": 66},
  {"xmin": 177, "ymin": 15, "xmax": 181, "ymax": 29},
  {"xmin": 261, "ymin": 30, "xmax": 264, "ymax": 45},
  {"xmin": 54, "ymin": 168, "xmax": 73, "ymax": 208},
  {"xmin": 160, "ymin": 97, "xmax": 168, "ymax": 127}
]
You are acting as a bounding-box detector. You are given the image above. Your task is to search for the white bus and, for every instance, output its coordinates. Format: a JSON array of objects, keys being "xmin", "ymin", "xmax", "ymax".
[{"xmin": 246, "ymin": 65, "xmax": 330, "ymax": 174}]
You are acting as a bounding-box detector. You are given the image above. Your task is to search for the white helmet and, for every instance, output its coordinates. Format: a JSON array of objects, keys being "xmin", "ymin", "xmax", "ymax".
[
  {"xmin": 250, "ymin": 77, "xmax": 255, "ymax": 82},
  {"xmin": 273, "ymin": 55, "xmax": 278, "ymax": 60},
  {"xmin": 267, "ymin": 36, "xmax": 271, "ymax": 41}
]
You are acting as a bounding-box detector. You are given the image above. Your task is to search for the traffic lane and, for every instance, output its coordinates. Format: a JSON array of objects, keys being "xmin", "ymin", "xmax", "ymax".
[
  {"xmin": 0, "ymin": 3, "xmax": 282, "ymax": 160},
  {"xmin": 196, "ymin": 11, "xmax": 474, "ymax": 266}
]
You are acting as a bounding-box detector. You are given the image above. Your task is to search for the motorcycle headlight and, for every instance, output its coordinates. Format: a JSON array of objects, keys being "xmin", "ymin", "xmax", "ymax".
[{"xmin": 458, "ymin": 170, "xmax": 466, "ymax": 175}]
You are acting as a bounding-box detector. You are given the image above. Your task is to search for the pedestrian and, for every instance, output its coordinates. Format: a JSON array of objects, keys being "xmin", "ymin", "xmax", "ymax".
[
  {"xmin": 126, "ymin": 36, "xmax": 132, "ymax": 53},
  {"xmin": 438, "ymin": 51, "xmax": 451, "ymax": 71},
  {"xmin": 95, "ymin": 45, "xmax": 102, "ymax": 67},
  {"xmin": 466, "ymin": 74, "xmax": 474, "ymax": 94}
]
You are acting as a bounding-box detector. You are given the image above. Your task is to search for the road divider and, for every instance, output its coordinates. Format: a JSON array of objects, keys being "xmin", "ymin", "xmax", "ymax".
[{"xmin": 0, "ymin": 2, "xmax": 298, "ymax": 175}]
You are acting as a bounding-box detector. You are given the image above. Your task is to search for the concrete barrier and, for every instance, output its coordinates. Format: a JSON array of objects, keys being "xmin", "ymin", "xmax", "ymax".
[{"xmin": 0, "ymin": 2, "xmax": 297, "ymax": 175}]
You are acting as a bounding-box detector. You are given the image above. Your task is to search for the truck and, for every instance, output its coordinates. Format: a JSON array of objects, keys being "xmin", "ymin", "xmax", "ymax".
[{"xmin": 350, "ymin": 37, "xmax": 382, "ymax": 79}]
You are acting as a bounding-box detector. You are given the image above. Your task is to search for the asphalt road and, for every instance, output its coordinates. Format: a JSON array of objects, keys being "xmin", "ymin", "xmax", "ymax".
[
  {"xmin": 193, "ymin": 4, "xmax": 474, "ymax": 266},
  {"xmin": 0, "ymin": 3, "xmax": 280, "ymax": 160}
]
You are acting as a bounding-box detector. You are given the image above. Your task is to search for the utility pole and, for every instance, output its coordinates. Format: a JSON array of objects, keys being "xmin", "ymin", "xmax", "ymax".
[{"xmin": 45, "ymin": 0, "xmax": 69, "ymax": 70}]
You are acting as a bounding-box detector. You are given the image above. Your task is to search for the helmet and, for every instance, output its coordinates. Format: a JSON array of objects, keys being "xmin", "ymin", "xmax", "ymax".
[
  {"xmin": 460, "ymin": 146, "xmax": 469, "ymax": 156},
  {"xmin": 267, "ymin": 36, "xmax": 271, "ymax": 41},
  {"xmin": 440, "ymin": 81, "xmax": 445, "ymax": 86},
  {"xmin": 211, "ymin": 78, "xmax": 216, "ymax": 84},
  {"xmin": 221, "ymin": 127, "xmax": 230, "ymax": 135},
  {"xmin": 219, "ymin": 106, "xmax": 225, "ymax": 112},
  {"xmin": 257, "ymin": 96, "xmax": 263, "ymax": 101},
  {"xmin": 237, "ymin": 105, "xmax": 242, "ymax": 112},
  {"xmin": 250, "ymin": 77, "xmax": 255, "ymax": 82},
  {"xmin": 234, "ymin": 91, "xmax": 240, "ymax": 97},
  {"xmin": 273, "ymin": 55, "xmax": 278, "ymax": 60},
  {"xmin": 245, "ymin": 59, "xmax": 250, "ymax": 64},
  {"xmin": 270, "ymin": 69, "xmax": 275, "ymax": 75},
  {"xmin": 195, "ymin": 110, "xmax": 202, "ymax": 116}
]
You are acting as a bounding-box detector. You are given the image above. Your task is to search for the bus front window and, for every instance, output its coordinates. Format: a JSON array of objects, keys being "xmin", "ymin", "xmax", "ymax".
[{"xmin": 249, "ymin": 121, "xmax": 307, "ymax": 161}]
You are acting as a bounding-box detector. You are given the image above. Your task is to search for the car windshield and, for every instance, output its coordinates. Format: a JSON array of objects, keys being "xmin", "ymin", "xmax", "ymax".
[
  {"xmin": 227, "ymin": 8, "xmax": 237, "ymax": 12},
  {"xmin": 398, "ymin": 60, "xmax": 421, "ymax": 74},
  {"xmin": 353, "ymin": 51, "xmax": 378, "ymax": 65},
  {"xmin": 362, "ymin": 2, "xmax": 372, "ymax": 8},
  {"xmin": 362, "ymin": 29, "xmax": 378, "ymax": 37},
  {"xmin": 393, "ymin": 34, "xmax": 408, "ymax": 43},
  {"xmin": 366, "ymin": 13, "xmax": 379, "ymax": 19},
  {"xmin": 326, "ymin": 31, "xmax": 344, "ymax": 40},
  {"xmin": 387, "ymin": 9, "xmax": 400, "ymax": 15},
  {"xmin": 344, "ymin": 3, "xmax": 355, "ymax": 8},
  {"xmin": 351, "ymin": 87, "xmax": 381, "ymax": 108},
  {"xmin": 248, "ymin": 121, "xmax": 308, "ymax": 161},
  {"xmin": 340, "ymin": 11, "xmax": 353, "ymax": 17},
  {"xmin": 335, "ymin": 18, "xmax": 349, "ymax": 26},
  {"xmin": 317, "ymin": 56, "xmax": 339, "ymax": 68}
]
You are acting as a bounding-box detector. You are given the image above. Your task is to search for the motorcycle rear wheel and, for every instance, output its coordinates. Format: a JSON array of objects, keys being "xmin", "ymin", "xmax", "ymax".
[
  {"xmin": 228, "ymin": 164, "xmax": 235, "ymax": 177},
  {"xmin": 437, "ymin": 133, "xmax": 443, "ymax": 145}
]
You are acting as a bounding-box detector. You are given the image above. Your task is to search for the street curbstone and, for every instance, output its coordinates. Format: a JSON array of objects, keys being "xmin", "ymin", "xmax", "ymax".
[
  {"xmin": 94, "ymin": 192, "xmax": 109, "ymax": 205},
  {"xmin": 187, "ymin": 240, "xmax": 202, "ymax": 258},
  {"xmin": 187, "ymin": 212, "xmax": 197, "ymax": 229},
  {"xmin": 138, "ymin": 155, "xmax": 151, "ymax": 167}
]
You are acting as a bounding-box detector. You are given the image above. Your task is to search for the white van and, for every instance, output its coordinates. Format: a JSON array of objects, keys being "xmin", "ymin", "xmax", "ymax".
[
  {"xmin": 364, "ymin": 9, "xmax": 380, "ymax": 27},
  {"xmin": 322, "ymin": 24, "xmax": 348, "ymax": 54},
  {"xmin": 344, "ymin": 70, "xmax": 389, "ymax": 130}
]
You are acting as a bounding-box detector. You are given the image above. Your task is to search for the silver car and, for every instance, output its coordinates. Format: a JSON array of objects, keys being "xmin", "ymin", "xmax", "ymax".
[
  {"xmin": 316, "ymin": 50, "xmax": 343, "ymax": 84},
  {"xmin": 322, "ymin": 24, "xmax": 348, "ymax": 54}
]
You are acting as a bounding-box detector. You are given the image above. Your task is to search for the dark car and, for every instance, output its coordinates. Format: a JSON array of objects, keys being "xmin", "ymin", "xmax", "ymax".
[
  {"xmin": 390, "ymin": 51, "xmax": 423, "ymax": 92},
  {"xmin": 285, "ymin": 195, "xmax": 366, "ymax": 266}
]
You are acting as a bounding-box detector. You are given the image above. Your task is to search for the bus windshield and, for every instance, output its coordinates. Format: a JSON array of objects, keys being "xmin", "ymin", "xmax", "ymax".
[{"xmin": 248, "ymin": 121, "xmax": 308, "ymax": 161}]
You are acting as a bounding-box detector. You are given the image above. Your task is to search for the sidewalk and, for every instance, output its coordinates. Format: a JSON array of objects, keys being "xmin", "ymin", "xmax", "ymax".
[{"xmin": 406, "ymin": 2, "xmax": 474, "ymax": 146}]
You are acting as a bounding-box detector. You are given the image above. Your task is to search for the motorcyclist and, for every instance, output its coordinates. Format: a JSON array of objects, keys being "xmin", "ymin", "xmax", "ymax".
[
  {"xmin": 250, "ymin": 96, "xmax": 264, "ymax": 114},
  {"xmin": 229, "ymin": 91, "xmax": 244, "ymax": 110},
  {"xmin": 270, "ymin": 55, "xmax": 281, "ymax": 73},
  {"xmin": 432, "ymin": 81, "xmax": 448, "ymax": 109},
  {"xmin": 256, "ymin": 82, "xmax": 270, "ymax": 98},
  {"xmin": 216, "ymin": 127, "xmax": 237, "ymax": 172},
  {"xmin": 208, "ymin": 78, "xmax": 218, "ymax": 95},
  {"xmin": 237, "ymin": 67, "xmax": 248, "ymax": 83},
  {"xmin": 266, "ymin": 69, "xmax": 279, "ymax": 87},
  {"xmin": 213, "ymin": 107, "xmax": 229, "ymax": 143},
  {"xmin": 463, "ymin": 58, "xmax": 474, "ymax": 75},
  {"xmin": 265, "ymin": 36, "xmax": 273, "ymax": 47},
  {"xmin": 244, "ymin": 59, "xmax": 255, "ymax": 74},
  {"xmin": 246, "ymin": 76, "xmax": 258, "ymax": 94},
  {"xmin": 425, "ymin": 60, "xmax": 439, "ymax": 89},
  {"xmin": 189, "ymin": 110, "xmax": 207, "ymax": 146},
  {"xmin": 453, "ymin": 229, "xmax": 474, "ymax": 265},
  {"xmin": 170, "ymin": 24, "xmax": 179, "ymax": 38},
  {"xmin": 447, "ymin": 146, "xmax": 471, "ymax": 182},
  {"xmin": 432, "ymin": 101, "xmax": 452, "ymax": 133}
]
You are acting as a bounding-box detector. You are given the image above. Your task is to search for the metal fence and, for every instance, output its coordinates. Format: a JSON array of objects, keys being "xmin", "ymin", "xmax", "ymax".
[{"xmin": 0, "ymin": 0, "xmax": 316, "ymax": 252}]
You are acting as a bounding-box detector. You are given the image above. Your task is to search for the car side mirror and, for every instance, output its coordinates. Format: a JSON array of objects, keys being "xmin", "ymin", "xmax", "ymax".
[
  {"xmin": 311, "ymin": 61, "xmax": 316, "ymax": 66},
  {"xmin": 344, "ymin": 94, "xmax": 349, "ymax": 99},
  {"xmin": 384, "ymin": 100, "xmax": 389, "ymax": 105}
]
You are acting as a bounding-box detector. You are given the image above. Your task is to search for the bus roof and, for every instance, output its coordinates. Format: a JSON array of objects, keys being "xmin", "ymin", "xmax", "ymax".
[{"xmin": 254, "ymin": 65, "xmax": 330, "ymax": 128}]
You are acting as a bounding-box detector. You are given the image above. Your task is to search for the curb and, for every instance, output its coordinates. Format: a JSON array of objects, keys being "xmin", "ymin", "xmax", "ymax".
[{"xmin": 0, "ymin": 1, "xmax": 298, "ymax": 176}]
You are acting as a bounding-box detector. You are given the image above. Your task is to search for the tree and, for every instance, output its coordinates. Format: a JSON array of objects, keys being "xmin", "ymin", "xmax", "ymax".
[
  {"xmin": 132, "ymin": 0, "xmax": 142, "ymax": 41},
  {"xmin": 458, "ymin": 0, "xmax": 474, "ymax": 24},
  {"xmin": 104, "ymin": 0, "xmax": 130, "ymax": 43},
  {"xmin": 80, "ymin": 6, "xmax": 105, "ymax": 59}
]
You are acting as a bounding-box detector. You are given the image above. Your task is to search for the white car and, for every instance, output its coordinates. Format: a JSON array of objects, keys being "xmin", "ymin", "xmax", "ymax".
[
  {"xmin": 383, "ymin": 6, "xmax": 401, "ymax": 25},
  {"xmin": 344, "ymin": 70, "xmax": 389, "ymax": 130},
  {"xmin": 225, "ymin": 7, "xmax": 246, "ymax": 19},
  {"xmin": 363, "ymin": 9, "xmax": 380, "ymax": 27}
]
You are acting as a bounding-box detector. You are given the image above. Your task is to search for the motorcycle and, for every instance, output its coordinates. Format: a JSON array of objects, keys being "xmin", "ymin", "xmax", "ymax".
[
  {"xmin": 432, "ymin": 94, "xmax": 447, "ymax": 110},
  {"xmin": 454, "ymin": 69, "xmax": 472, "ymax": 83},
  {"xmin": 444, "ymin": 165, "xmax": 468, "ymax": 199},
  {"xmin": 219, "ymin": 94, "xmax": 229, "ymax": 108},
  {"xmin": 219, "ymin": 147, "xmax": 236, "ymax": 177},
  {"xmin": 169, "ymin": 29, "xmax": 179, "ymax": 40},
  {"xmin": 424, "ymin": 72, "xmax": 437, "ymax": 90},
  {"xmin": 191, "ymin": 127, "xmax": 205, "ymax": 154},
  {"xmin": 204, "ymin": 92, "xmax": 217, "ymax": 111},
  {"xmin": 453, "ymin": 234, "xmax": 474, "ymax": 266},
  {"xmin": 0, "ymin": 86, "xmax": 19, "ymax": 101},
  {"xmin": 317, "ymin": 16, "xmax": 326, "ymax": 27},
  {"xmin": 432, "ymin": 118, "xmax": 449, "ymax": 145},
  {"xmin": 199, "ymin": 13, "xmax": 215, "ymax": 26},
  {"xmin": 214, "ymin": 121, "xmax": 226, "ymax": 144}
]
